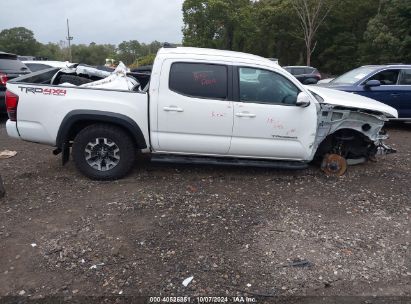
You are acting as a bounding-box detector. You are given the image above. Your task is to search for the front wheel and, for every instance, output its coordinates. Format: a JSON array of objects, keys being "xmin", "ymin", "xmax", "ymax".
[{"xmin": 72, "ymin": 124, "xmax": 136, "ymax": 180}]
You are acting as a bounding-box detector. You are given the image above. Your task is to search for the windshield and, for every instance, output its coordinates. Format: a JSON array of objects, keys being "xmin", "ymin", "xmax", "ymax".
[{"xmin": 332, "ymin": 66, "xmax": 378, "ymax": 85}]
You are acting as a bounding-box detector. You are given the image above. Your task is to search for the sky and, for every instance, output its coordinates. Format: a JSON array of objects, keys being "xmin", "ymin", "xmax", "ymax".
[{"xmin": 0, "ymin": 0, "xmax": 185, "ymax": 45}]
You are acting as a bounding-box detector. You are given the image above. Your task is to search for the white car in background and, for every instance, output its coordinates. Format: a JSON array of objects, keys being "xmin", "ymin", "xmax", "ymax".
[{"xmin": 23, "ymin": 61, "xmax": 73, "ymax": 72}]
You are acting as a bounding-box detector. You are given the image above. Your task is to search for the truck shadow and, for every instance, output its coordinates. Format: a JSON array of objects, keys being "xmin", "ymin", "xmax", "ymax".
[{"xmin": 135, "ymin": 154, "xmax": 318, "ymax": 178}]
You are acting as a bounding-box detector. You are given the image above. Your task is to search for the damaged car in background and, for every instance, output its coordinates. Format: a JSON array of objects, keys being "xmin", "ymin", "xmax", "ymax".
[{"xmin": 4, "ymin": 47, "xmax": 397, "ymax": 180}]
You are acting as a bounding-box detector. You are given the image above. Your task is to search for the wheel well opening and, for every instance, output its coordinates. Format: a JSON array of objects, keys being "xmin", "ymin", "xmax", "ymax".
[
  {"xmin": 66, "ymin": 120, "xmax": 140, "ymax": 148},
  {"xmin": 315, "ymin": 128, "xmax": 376, "ymax": 160}
]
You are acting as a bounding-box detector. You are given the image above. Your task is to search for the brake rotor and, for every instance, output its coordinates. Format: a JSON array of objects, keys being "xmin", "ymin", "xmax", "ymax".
[{"xmin": 321, "ymin": 154, "xmax": 347, "ymax": 176}]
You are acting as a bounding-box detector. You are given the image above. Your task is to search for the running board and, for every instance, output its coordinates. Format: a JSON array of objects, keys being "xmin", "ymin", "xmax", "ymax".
[{"xmin": 150, "ymin": 155, "xmax": 308, "ymax": 170}]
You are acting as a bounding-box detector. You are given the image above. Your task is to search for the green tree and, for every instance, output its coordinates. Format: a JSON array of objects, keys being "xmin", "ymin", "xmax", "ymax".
[
  {"xmin": 314, "ymin": 0, "xmax": 378, "ymax": 74},
  {"xmin": 71, "ymin": 43, "xmax": 116, "ymax": 65},
  {"xmin": 290, "ymin": 0, "xmax": 335, "ymax": 66},
  {"xmin": 117, "ymin": 40, "xmax": 142, "ymax": 65},
  {"xmin": 182, "ymin": 0, "xmax": 252, "ymax": 50},
  {"xmin": 361, "ymin": 0, "xmax": 411, "ymax": 64},
  {"xmin": 249, "ymin": 0, "xmax": 301, "ymax": 64},
  {"xmin": 37, "ymin": 43, "xmax": 65, "ymax": 61},
  {"xmin": 0, "ymin": 27, "xmax": 40, "ymax": 55}
]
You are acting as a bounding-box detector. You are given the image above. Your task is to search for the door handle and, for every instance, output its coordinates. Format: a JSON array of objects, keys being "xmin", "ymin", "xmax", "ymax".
[
  {"xmin": 390, "ymin": 93, "xmax": 400, "ymax": 97},
  {"xmin": 236, "ymin": 112, "xmax": 256, "ymax": 118},
  {"xmin": 163, "ymin": 106, "xmax": 184, "ymax": 112}
]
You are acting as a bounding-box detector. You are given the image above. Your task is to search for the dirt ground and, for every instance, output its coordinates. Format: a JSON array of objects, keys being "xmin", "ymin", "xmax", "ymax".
[{"xmin": 0, "ymin": 115, "xmax": 410, "ymax": 302}]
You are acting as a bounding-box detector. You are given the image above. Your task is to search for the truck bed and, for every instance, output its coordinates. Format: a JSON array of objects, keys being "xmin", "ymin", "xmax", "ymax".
[{"xmin": 6, "ymin": 67, "xmax": 150, "ymax": 146}]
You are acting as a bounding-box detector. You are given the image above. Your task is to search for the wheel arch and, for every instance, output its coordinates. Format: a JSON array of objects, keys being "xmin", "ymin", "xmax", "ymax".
[
  {"xmin": 314, "ymin": 128, "xmax": 375, "ymax": 160},
  {"xmin": 56, "ymin": 110, "xmax": 147, "ymax": 150}
]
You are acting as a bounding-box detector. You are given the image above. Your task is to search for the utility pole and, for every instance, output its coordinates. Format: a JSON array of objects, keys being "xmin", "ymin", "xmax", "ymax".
[{"xmin": 66, "ymin": 18, "xmax": 73, "ymax": 62}]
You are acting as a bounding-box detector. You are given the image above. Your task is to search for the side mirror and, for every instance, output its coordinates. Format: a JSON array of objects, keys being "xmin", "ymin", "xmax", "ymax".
[
  {"xmin": 296, "ymin": 92, "xmax": 311, "ymax": 107},
  {"xmin": 364, "ymin": 80, "xmax": 381, "ymax": 87}
]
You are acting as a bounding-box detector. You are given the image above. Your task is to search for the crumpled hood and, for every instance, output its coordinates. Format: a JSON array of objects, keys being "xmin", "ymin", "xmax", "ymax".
[{"xmin": 307, "ymin": 86, "xmax": 398, "ymax": 118}]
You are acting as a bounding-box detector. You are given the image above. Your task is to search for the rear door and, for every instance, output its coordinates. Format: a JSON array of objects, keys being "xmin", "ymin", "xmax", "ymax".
[
  {"xmin": 229, "ymin": 66, "xmax": 317, "ymax": 160},
  {"xmin": 154, "ymin": 60, "xmax": 234, "ymax": 154}
]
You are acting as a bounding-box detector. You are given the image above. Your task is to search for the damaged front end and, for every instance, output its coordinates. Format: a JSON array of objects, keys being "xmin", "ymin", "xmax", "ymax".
[
  {"xmin": 306, "ymin": 85, "xmax": 398, "ymax": 175},
  {"xmin": 313, "ymin": 104, "xmax": 396, "ymax": 175}
]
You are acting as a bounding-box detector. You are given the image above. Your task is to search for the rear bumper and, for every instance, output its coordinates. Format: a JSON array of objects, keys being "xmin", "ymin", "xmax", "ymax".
[{"xmin": 6, "ymin": 120, "xmax": 20, "ymax": 139}]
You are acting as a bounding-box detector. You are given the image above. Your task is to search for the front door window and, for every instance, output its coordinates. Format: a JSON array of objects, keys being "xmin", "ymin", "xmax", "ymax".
[
  {"xmin": 366, "ymin": 69, "xmax": 400, "ymax": 85},
  {"xmin": 239, "ymin": 67, "xmax": 300, "ymax": 105}
]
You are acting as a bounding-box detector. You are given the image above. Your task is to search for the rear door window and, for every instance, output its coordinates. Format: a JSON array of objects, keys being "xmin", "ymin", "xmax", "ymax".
[
  {"xmin": 293, "ymin": 68, "xmax": 305, "ymax": 75},
  {"xmin": 169, "ymin": 62, "xmax": 228, "ymax": 99}
]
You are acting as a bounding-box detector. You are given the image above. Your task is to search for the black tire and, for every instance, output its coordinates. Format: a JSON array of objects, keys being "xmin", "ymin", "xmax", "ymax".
[
  {"xmin": 58, "ymin": 74, "xmax": 92, "ymax": 86},
  {"xmin": 72, "ymin": 124, "xmax": 136, "ymax": 180}
]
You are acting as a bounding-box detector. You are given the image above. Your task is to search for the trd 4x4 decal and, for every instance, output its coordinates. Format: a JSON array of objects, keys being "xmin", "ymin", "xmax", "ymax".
[{"xmin": 18, "ymin": 86, "xmax": 67, "ymax": 96}]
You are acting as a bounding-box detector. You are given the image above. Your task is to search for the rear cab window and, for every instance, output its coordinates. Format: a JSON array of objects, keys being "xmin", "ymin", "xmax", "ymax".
[
  {"xmin": 25, "ymin": 63, "xmax": 52, "ymax": 72},
  {"xmin": 169, "ymin": 62, "xmax": 228, "ymax": 99},
  {"xmin": 290, "ymin": 68, "xmax": 305, "ymax": 75},
  {"xmin": 0, "ymin": 54, "xmax": 29, "ymax": 72}
]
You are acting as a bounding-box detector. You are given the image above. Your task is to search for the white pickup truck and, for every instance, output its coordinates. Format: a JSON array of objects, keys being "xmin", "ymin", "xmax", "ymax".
[{"xmin": 5, "ymin": 47, "xmax": 398, "ymax": 180}]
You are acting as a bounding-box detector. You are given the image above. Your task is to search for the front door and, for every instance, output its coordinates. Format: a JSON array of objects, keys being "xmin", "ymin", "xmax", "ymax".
[
  {"xmin": 229, "ymin": 67, "xmax": 317, "ymax": 160},
  {"xmin": 155, "ymin": 61, "xmax": 234, "ymax": 154},
  {"xmin": 358, "ymin": 69, "xmax": 404, "ymax": 115}
]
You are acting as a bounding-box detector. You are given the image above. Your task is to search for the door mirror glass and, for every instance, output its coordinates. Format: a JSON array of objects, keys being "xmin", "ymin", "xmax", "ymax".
[
  {"xmin": 364, "ymin": 80, "xmax": 381, "ymax": 87},
  {"xmin": 296, "ymin": 92, "xmax": 311, "ymax": 107}
]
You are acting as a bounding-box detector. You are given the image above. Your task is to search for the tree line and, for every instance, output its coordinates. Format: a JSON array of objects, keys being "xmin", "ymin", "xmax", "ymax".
[
  {"xmin": 182, "ymin": 0, "xmax": 411, "ymax": 74},
  {"xmin": 0, "ymin": 0, "xmax": 409, "ymax": 74},
  {"xmin": 0, "ymin": 27, "xmax": 164, "ymax": 67}
]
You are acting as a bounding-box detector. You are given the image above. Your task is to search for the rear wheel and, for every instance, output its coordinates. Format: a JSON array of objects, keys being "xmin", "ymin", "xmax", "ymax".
[{"xmin": 72, "ymin": 124, "xmax": 136, "ymax": 180}]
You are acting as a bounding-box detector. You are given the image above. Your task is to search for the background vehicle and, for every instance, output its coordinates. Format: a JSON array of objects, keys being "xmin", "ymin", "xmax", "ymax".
[
  {"xmin": 284, "ymin": 66, "xmax": 321, "ymax": 84},
  {"xmin": 22, "ymin": 60, "xmax": 73, "ymax": 72},
  {"xmin": 319, "ymin": 64, "xmax": 411, "ymax": 120},
  {"xmin": 5, "ymin": 47, "xmax": 396, "ymax": 180},
  {"xmin": 0, "ymin": 52, "xmax": 31, "ymax": 113},
  {"xmin": 317, "ymin": 78, "xmax": 334, "ymax": 84}
]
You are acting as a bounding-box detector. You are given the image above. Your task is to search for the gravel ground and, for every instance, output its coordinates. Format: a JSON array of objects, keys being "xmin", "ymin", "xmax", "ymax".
[{"xmin": 0, "ymin": 115, "xmax": 410, "ymax": 301}]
